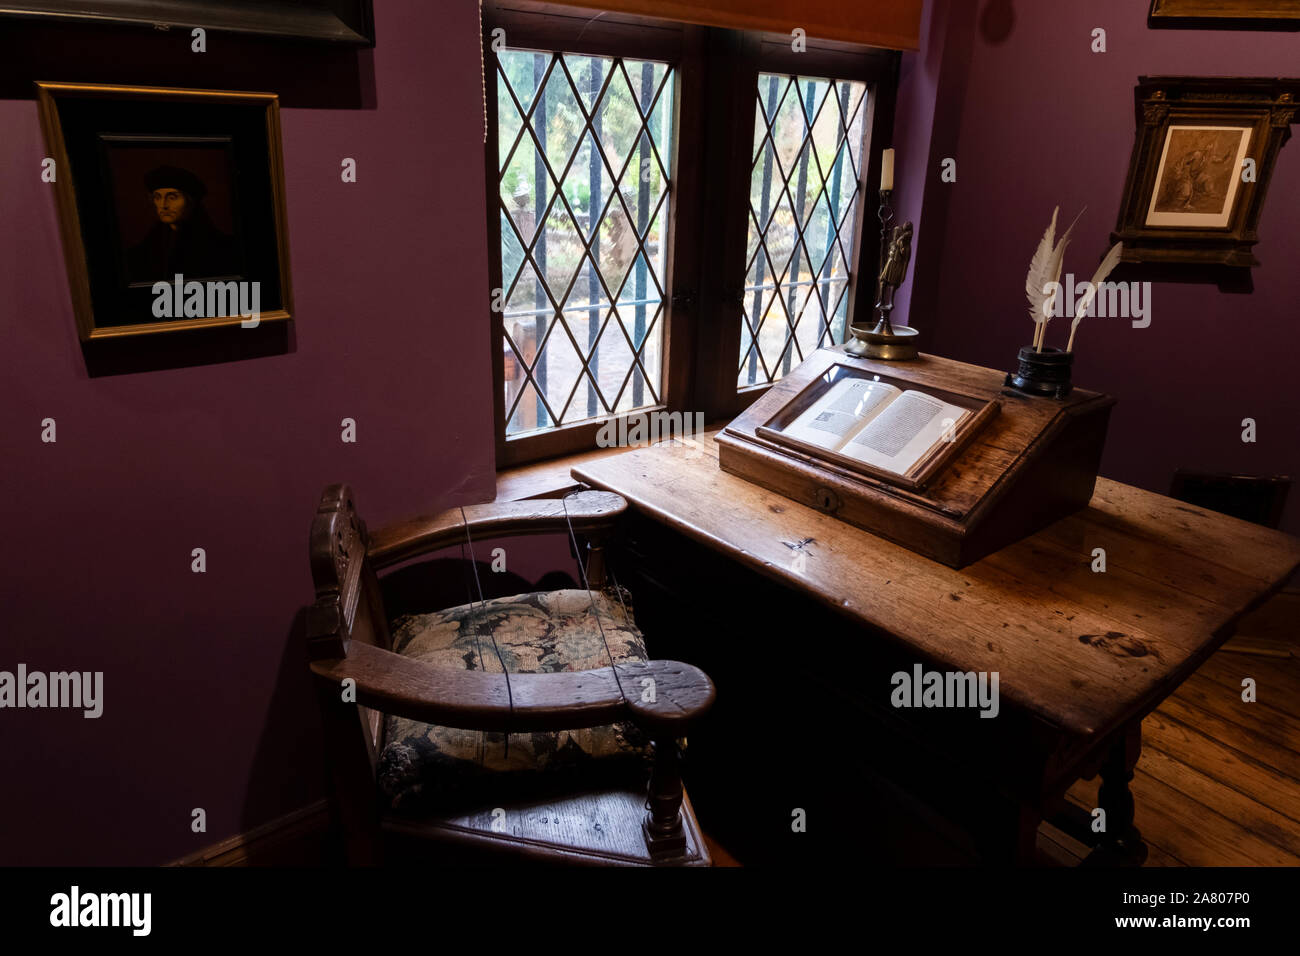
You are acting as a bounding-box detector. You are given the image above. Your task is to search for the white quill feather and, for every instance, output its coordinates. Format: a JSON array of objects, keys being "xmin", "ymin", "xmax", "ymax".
[
  {"xmin": 1025, "ymin": 207, "xmax": 1059, "ymax": 333},
  {"xmin": 1050, "ymin": 208, "xmax": 1085, "ymax": 287},
  {"xmin": 1039, "ymin": 207, "xmax": 1086, "ymax": 347},
  {"xmin": 1066, "ymin": 242, "xmax": 1123, "ymax": 352}
]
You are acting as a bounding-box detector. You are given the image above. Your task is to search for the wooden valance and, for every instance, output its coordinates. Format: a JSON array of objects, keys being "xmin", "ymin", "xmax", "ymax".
[{"xmin": 539, "ymin": 0, "xmax": 922, "ymax": 50}]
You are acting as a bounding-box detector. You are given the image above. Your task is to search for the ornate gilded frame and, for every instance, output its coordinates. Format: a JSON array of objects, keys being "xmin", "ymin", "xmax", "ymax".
[
  {"xmin": 36, "ymin": 82, "xmax": 293, "ymax": 341},
  {"xmin": 1111, "ymin": 76, "xmax": 1297, "ymax": 269}
]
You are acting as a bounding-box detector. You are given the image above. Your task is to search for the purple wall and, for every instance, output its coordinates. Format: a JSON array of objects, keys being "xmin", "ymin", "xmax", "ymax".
[
  {"xmin": 891, "ymin": 0, "xmax": 963, "ymax": 332},
  {"xmin": 0, "ymin": 0, "xmax": 497, "ymax": 863},
  {"xmin": 4, "ymin": 0, "xmax": 1296, "ymax": 866},
  {"xmin": 896, "ymin": 1, "xmax": 1300, "ymax": 534}
]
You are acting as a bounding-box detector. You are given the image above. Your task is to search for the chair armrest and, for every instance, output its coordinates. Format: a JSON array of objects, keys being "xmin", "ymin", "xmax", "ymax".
[
  {"xmin": 310, "ymin": 641, "xmax": 714, "ymax": 736},
  {"xmin": 366, "ymin": 490, "xmax": 627, "ymax": 570}
]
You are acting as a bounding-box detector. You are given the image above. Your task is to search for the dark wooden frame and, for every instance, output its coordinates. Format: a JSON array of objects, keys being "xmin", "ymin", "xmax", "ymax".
[
  {"xmin": 755, "ymin": 363, "xmax": 1000, "ymax": 492},
  {"xmin": 485, "ymin": 4, "xmax": 694, "ymax": 467},
  {"xmin": 1149, "ymin": 0, "xmax": 1300, "ymax": 28},
  {"xmin": 0, "ymin": 1, "xmax": 375, "ymax": 45},
  {"xmin": 306, "ymin": 484, "xmax": 716, "ymax": 864},
  {"xmin": 1111, "ymin": 76, "xmax": 1298, "ymax": 269},
  {"xmin": 36, "ymin": 81, "xmax": 294, "ymax": 341},
  {"xmin": 484, "ymin": 1, "xmax": 899, "ymax": 465}
]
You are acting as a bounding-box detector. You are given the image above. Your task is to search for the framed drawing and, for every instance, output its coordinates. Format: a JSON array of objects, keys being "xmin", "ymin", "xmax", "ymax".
[
  {"xmin": 1150, "ymin": 1, "xmax": 1300, "ymax": 27},
  {"xmin": 1112, "ymin": 77, "xmax": 1297, "ymax": 268},
  {"xmin": 0, "ymin": 1, "xmax": 374, "ymax": 45},
  {"xmin": 37, "ymin": 82, "xmax": 293, "ymax": 341}
]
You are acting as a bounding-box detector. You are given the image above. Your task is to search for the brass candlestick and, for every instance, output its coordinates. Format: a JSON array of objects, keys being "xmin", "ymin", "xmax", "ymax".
[
  {"xmin": 847, "ymin": 194, "xmax": 918, "ymax": 360},
  {"xmin": 876, "ymin": 188, "xmax": 894, "ymax": 280}
]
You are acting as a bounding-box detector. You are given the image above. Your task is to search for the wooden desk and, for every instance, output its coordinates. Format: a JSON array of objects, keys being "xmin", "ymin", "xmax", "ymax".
[{"xmin": 573, "ymin": 436, "xmax": 1300, "ymax": 864}]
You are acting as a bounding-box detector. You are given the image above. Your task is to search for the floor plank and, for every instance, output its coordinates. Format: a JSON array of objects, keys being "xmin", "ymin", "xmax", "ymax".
[
  {"xmin": 1173, "ymin": 672, "xmax": 1300, "ymax": 758},
  {"xmin": 1141, "ymin": 711, "xmax": 1300, "ymax": 828},
  {"xmin": 1194, "ymin": 649, "xmax": 1300, "ymax": 713},
  {"xmin": 1136, "ymin": 746, "xmax": 1300, "ymax": 860},
  {"xmin": 1129, "ymin": 767, "xmax": 1299, "ymax": 866},
  {"xmin": 1154, "ymin": 693, "xmax": 1300, "ymax": 782}
]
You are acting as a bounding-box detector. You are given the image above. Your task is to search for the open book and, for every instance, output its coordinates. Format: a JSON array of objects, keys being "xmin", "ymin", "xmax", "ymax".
[{"xmin": 778, "ymin": 377, "xmax": 970, "ymax": 476}]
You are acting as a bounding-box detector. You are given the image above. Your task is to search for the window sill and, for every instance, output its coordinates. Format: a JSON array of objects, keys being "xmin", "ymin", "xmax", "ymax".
[{"xmin": 494, "ymin": 424, "xmax": 726, "ymax": 502}]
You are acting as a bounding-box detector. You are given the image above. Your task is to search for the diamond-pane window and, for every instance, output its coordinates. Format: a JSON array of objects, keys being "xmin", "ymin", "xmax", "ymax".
[
  {"xmin": 740, "ymin": 73, "xmax": 867, "ymax": 388},
  {"xmin": 497, "ymin": 50, "xmax": 673, "ymax": 436}
]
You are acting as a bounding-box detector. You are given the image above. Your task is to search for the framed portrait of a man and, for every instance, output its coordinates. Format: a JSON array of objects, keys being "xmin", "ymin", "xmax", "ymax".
[
  {"xmin": 1111, "ymin": 77, "xmax": 1297, "ymax": 269},
  {"xmin": 37, "ymin": 83, "xmax": 293, "ymax": 340}
]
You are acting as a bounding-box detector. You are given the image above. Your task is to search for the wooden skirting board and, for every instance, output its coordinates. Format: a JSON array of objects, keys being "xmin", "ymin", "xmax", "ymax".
[{"xmin": 169, "ymin": 800, "xmax": 331, "ymax": 867}]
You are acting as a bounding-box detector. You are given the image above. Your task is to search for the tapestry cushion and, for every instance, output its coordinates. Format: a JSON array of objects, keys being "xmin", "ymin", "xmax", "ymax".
[{"xmin": 376, "ymin": 588, "xmax": 651, "ymax": 811}]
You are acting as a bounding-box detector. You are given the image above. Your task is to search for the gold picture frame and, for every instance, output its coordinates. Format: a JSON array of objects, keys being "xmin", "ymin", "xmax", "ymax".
[{"xmin": 36, "ymin": 82, "xmax": 293, "ymax": 341}]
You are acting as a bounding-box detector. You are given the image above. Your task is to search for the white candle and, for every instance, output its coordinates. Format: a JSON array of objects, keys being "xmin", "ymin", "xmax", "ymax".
[{"xmin": 880, "ymin": 148, "xmax": 895, "ymax": 191}]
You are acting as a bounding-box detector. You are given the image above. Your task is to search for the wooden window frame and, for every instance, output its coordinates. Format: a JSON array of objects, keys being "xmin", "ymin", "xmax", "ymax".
[{"xmin": 485, "ymin": 2, "xmax": 899, "ymax": 467}]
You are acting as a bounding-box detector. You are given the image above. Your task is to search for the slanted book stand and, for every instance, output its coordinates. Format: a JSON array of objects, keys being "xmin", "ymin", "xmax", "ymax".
[{"xmin": 717, "ymin": 346, "xmax": 1116, "ymax": 568}]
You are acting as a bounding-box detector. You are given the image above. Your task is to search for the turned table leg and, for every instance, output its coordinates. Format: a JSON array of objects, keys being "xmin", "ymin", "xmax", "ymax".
[{"xmin": 1090, "ymin": 722, "xmax": 1147, "ymax": 866}]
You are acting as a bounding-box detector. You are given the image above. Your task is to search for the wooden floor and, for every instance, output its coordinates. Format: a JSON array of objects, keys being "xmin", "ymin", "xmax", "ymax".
[{"xmin": 1045, "ymin": 589, "xmax": 1300, "ymax": 867}]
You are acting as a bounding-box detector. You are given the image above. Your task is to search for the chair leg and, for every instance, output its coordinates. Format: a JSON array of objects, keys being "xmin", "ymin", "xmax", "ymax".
[
  {"xmin": 317, "ymin": 689, "xmax": 383, "ymax": 865},
  {"xmin": 643, "ymin": 737, "xmax": 689, "ymax": 860}
]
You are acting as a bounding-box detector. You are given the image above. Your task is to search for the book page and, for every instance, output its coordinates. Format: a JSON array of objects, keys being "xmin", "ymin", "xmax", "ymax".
[
  {"xmin": 781, "ymin": 378, "xmax": 900, "ymax": 450},
  {"xmin": 840, "ymin": 390, "xmax": 970, "ymax": 475}
]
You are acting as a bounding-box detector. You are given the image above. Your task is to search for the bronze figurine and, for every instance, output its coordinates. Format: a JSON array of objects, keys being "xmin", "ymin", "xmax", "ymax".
[{"xmin": 846, "ymin": 220, "xmax": 919, "ymax": 360}]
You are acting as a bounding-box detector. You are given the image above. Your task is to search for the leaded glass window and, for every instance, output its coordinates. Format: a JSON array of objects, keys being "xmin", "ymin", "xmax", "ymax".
[
  {"xmin": 496, "ymin": 50, "xmax": 673, "ymax": 436},
  {"xmin": 740, "ymin": 74, "xmax": 867, "ymax": 388}
]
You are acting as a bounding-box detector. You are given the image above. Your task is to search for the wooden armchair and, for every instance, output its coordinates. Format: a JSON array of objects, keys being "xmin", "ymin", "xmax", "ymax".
[{"xmin": 306, "ymin": 484, "xmax": 715, "ymax": 865}]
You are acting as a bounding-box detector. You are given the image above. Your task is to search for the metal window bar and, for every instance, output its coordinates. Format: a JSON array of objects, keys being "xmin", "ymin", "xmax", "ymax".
[
  {"xmin": 782, "ymin": 81, "xmax": 817, "ymax": 378},
  {"xmin": 533, "ymin": 52, "xmax": 549, "ymax": 429},
  {"xmin": 633, "ymin": 60, "xmax": 653, "ymax": 409},
  {"xmin": 820, "ymin": 82, "xmax": 852, "ymax": 344},
  {"xmin": 748, "ymin": 74, "xmax": 780, "ymax": 387},
  {"xmin": 586, "ymin": 58, "xmax": 603, "ymax": 419}
]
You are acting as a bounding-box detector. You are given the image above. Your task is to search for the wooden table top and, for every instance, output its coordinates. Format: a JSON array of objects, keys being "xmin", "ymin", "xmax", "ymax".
[{"xmin": 573, "ymin": 436, "xmax": 1300, "ymax": 740}]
